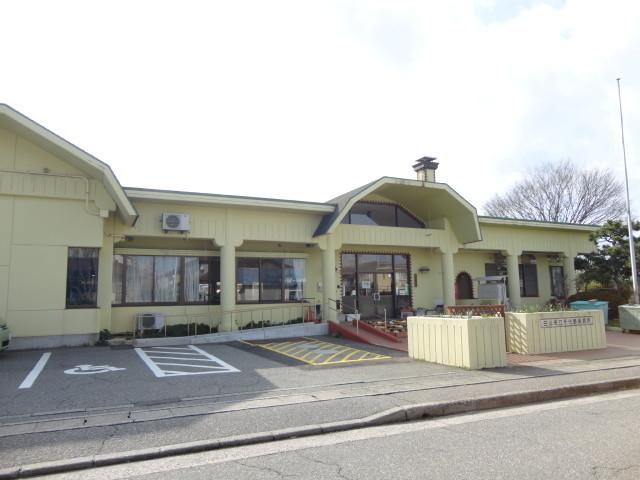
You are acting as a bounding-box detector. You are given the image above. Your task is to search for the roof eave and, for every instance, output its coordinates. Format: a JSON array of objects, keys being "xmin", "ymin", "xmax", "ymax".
[
  {"xmin": 478, "ymin": 216, "xmax": 598, "ymax": 231},
  {"xmin": 124, "ymin": 188, "xmax": 336, "ymax": 214}
]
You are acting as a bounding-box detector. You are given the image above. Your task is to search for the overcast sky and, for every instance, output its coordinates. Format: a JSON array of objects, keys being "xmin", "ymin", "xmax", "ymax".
[{"xmin": 2, "ymin": 0, "xmax": 639, "ymax": 215}]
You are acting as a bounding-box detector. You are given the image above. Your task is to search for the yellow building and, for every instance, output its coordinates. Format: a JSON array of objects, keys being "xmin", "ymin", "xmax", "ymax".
[{"xmin": 0, "ymin": 105, "xmax": 595, "ymax": 349}]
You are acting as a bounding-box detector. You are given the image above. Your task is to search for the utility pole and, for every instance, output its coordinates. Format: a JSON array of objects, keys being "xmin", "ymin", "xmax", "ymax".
[{"xmin": 616, "ymin": 78, "xmax": 639, "ymax": 304}]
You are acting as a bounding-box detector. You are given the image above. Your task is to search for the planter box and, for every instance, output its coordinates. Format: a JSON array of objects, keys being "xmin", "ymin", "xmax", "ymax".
[
  {"xmin": 407, "ymin": 316, "xmax": 506, "ymax": 370},
  {"xmin": 619, "ymin": 305, "xmax": 640, "ymax": 331},
  {"xmin": 506, "ymin": 310, "xmax": 606, "ymax": 355}
]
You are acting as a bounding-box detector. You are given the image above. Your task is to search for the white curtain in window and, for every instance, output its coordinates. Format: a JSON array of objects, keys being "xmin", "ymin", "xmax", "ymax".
[
  {"xmin": 184, "ymin": 257, "xmax": 200, "ymax": 302},
  {"xmin": 154, "ymin": 256, "xmax": 180, "ymax": 302},
  {"xmin": 126, "ymin": 256, "xmax": 153, "ymax": 303}
]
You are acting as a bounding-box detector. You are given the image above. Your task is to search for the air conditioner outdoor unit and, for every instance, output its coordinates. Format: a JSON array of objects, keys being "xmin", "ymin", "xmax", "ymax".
[
  {"xmin": 137, "ymin": 313, "xmax": 165, "ymax": 331},
  {"xmin": 162, "ymin": 213, "xmax": 191, "ymax": 232}
]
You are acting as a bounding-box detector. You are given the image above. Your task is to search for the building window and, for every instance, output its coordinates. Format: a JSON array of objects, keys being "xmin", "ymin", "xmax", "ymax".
[
  {"xmin": 66, "ymin": 247, "xmax": 99, "ymax": 308},
  {"xmin": 112, "ymin": 255, "xmax": 221, "ymax": 306},
  {"xmin": 549, "ymin": 266, "xmax": 565, "ymax": 298},
  {"xmin": 125, "ymin": 256, "xmax": 154, "ymax": 303},
  {"xmin": 455, "ymin": 272, "xmax": 473, "ymax": 299},
  {"xmin": 284, "ymin": 259, "xmax": 305, "ymax": 301},
  {"xmin": 184, "ymin": 257, "xmax": 220, "ymax": 304},
  {"xmin": 341, "ymin": 201, "xmax": 424, "ymax": 228},
  {"xmin": 519, "ymin": 264, "xmax": 539, "ymax": 297},
  {"xmin": 236, "ymin": 258, "xmax": 305, "ymax": 304}
]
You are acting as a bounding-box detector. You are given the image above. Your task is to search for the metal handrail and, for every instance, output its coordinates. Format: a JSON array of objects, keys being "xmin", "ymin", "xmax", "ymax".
[
  {"xmin": 133, "ymin": 311, "xmax": 221, "ymax": 339},
  {"xmin": 328, "ymin": 297, "xmax": 360, "ymax": 336},
  {"xmin": 224, "ymin": 299, "xmax": 318, "ymax": 332}
]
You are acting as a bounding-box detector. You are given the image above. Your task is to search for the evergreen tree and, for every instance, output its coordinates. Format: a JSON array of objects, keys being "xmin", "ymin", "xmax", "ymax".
[{"xmin": 576, "ymin": 219, "xmax": 640, "ymax": 294}]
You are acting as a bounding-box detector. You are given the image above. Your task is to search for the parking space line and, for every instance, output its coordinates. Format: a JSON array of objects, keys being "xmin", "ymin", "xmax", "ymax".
[
  {"xmin": 147, "ymin": 351, "xmax": 202, "ymax": 356},
  {"xmin": 150, "ymin": 346, "xmax": 192, "ymax": 350},
  {"xmin": 146, "ymin": 356, "xmax": 217, "ymax": 362},
  {"xmin": 135, "ymin": 345, "xmax": 240, "ymax": 377},
  {"xmin": 153, "ymin": 362, "xmax": 229, "ymax": 369},
  {"xmin": 18, "ymin": 352, "xmax": 51, "ymax": 389}
]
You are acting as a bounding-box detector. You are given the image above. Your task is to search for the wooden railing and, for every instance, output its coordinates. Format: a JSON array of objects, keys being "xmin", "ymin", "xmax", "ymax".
[{"xmin": 446, "ymin": 304, "xmax": 505, "ymax": 318}]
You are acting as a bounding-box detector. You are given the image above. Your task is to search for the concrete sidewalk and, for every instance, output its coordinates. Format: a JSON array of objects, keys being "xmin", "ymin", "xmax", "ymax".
[{"xmin": 2, "ymin": 331, "xmax": 640, "ymax": 479}]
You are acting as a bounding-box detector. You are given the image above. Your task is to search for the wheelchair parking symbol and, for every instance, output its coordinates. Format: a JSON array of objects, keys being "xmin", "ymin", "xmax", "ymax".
[{"xmin": 64, "ymin": 364, "xmax": 126, "ymax": 375}]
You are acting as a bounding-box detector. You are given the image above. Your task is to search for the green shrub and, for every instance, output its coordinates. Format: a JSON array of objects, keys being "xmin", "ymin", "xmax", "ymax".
[
  {"xmin": 141, "ymin": 323, "xmax": 216, "ymax": 338},
  {"xmin": 95, "ymin": 329, "xmax": 112, "ymax": 346}
]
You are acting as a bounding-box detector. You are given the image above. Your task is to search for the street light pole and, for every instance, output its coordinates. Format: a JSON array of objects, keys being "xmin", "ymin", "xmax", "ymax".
[{"xmin": 616, "ymin": 78, "xmax": 639, "ymax": 305}]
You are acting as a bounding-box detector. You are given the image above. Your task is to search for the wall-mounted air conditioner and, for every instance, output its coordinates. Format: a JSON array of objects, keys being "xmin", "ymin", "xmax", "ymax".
[
  {"xmin": 136, "ymin": 313, "xmax": 165, "ymax": 331},
  {"xmin": 162, "ymin": 213, "xmax": 191, "ymax": 232}
]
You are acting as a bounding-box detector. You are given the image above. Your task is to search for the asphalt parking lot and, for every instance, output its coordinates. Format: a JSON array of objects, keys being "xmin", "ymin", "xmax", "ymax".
[{"xmin": 0, "ymin": 336, "xmax": 410, "ymax": 418}]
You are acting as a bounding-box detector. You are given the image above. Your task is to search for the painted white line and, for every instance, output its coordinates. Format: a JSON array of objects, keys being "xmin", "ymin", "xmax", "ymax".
[
  {"xmin": 134, "ymin": 348, "xmax": 166, "ymax": 378},
  {"xmin": 154, "ymin": 362, "xmax": 230, "ymax": 369},
  {"xmin": 161, "ymin": 370, "xmax": 235, "ymax": 377},
  {"xmin": 135, "ymin": 345, "xmax": 240, "ymax": 377},
  {"xmin": 147, "ymin": 356, "xmax": 218, "ymax": 361},
  {"xmin": 150, "ymin": 347, "xmax": 193, "ymax": 350},
  {"xmin": 188, "ymin": 345, "xmax": 241, "ymax": 372},
  {"xmin": 145, "ymin": 351, "xmax": 203, "ymax": 356},
  {"xmin": 18, "ymin": 352, "xmax": 51, "ymax": 389}
]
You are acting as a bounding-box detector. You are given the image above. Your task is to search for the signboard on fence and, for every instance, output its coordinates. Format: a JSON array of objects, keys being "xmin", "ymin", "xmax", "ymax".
[{"xmin": 539, "ymin": 316, "xmax": 593, "ymax": 328}]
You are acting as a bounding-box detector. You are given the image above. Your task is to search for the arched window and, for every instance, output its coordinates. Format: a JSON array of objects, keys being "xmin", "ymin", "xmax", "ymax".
[{"xmin": 455, "ymin": 272, "xmax": 473, "ymax": 300}]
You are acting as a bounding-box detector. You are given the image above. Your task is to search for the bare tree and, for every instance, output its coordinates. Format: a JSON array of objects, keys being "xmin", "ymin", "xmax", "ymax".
[{"xmin": 483, "ymin": 160, "xmax": 625, "ymax": 224}]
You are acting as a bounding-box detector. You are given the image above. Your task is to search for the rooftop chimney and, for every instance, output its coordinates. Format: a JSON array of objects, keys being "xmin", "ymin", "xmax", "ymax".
[{"xmin": 412, "ymin": 156, "xmax": 439, "ymax": 182}]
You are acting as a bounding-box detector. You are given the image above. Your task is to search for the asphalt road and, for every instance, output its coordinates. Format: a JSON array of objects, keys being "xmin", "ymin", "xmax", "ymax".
[
  {"xmin": 44, "ymin": 388, "xmax": 640, "ymax": 480},
  {"xmin": 4, "ymin": 337, "xmax": 640, "ymax": 471}
]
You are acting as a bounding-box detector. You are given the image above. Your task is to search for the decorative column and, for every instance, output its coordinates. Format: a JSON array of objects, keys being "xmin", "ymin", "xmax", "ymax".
[
  {"xmin": 564, "ymin": 252, "xmax": 577, "ymax": 297},
  {"xmin": 219, "ymin": 242, "xmax": 236, "ymax": 332},
  {"xmin": 97, "ymin": 218, "xmax": 115, "ymax": 332},
  {"xmin": 440, "ymin": 249, "xmax": 455, "ymax": 308},
  {"xmin": 320, "ymin": 234, "xmax": 339, "ymax": 322},
  {"xmin": 505, "ymin": 251, "xmax": 521, "ymax": 308}
]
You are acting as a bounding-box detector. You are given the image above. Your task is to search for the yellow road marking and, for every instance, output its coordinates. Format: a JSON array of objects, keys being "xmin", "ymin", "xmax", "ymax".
[
  {"xmin": 320, "ymin": 346, "xmax": 357, "ymax": 364},
  {"xmin": 282, "ymin": 341, "xmax": 324, "ymax": 356},
  {"xmin": 334, "ymin": 348, "xmax": 366, "ymax": 363},
  {"xmin": 242, "ymin": 338, "xmax": 391, "ymax": 366},
  {"xmin": 301, "ymin": 344, "xmax": 350, "ymax": 361},
  {"xmin": 270, "ymin": 340, "xmax": 310, "ymax": 353}
]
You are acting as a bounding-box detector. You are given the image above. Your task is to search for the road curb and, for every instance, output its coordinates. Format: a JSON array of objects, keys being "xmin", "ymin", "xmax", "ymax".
[{"xmin": 2, "ymin": 375, "xmax": 640, "ymax": 479}]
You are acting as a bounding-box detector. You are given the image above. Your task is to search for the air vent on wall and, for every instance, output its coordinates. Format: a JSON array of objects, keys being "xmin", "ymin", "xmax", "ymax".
[{"xmin": 162, "ymin": 213, "xmax": 191, "ymax": 233}]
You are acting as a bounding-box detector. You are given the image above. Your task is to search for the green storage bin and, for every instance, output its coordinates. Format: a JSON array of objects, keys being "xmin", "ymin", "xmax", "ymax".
[
  {"xmin": 619, "ymin": 305, "xmax": 640, "ymax": 331},
  {"xmin": 570, "ymin": 300, "xmax": 608, "ymax": 325}
]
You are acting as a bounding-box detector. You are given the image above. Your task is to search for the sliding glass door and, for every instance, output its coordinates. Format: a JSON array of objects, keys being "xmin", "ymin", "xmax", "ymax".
[{"xmin": 340, "ymin": 253, "xmax": 410, "ymax": 319}]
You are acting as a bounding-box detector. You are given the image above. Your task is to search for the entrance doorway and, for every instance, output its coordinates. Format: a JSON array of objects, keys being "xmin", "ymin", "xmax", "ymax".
[{"xmin": 341, "ymin": 253, "xmax": 411, "ymax": 319}]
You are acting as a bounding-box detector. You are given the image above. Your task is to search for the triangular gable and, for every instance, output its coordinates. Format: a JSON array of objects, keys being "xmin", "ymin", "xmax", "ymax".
[{"xmin": 0, "ymin": 104, "xmax": 137, "ymax": 226}]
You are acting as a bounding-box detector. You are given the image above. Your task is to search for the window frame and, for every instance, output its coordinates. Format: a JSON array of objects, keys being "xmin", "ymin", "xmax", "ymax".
[
  {"xmin": 66, "ymin": 247, "xmax": 100, "ymax": 309},
  {"xmin": 236, "ymin": 257, "xmax": 306, "ymax": 305},
  {"xmin": 518, "ymin": 263, "xmax": 539, "ymax": 298},
  {"xmin": 341, "ymin": 201, "xmax": 425, "ymax": 228},
  {"xmin": 112, "ymin": 255, "xmax": 221, "ymax": 307},
  {"xmin": 549, "ymin": 265, "xmax": 565, "ymax": 299},
  {"xmin": 183, "ymin": 256, "xmax": 221, "ymax": 306}
]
